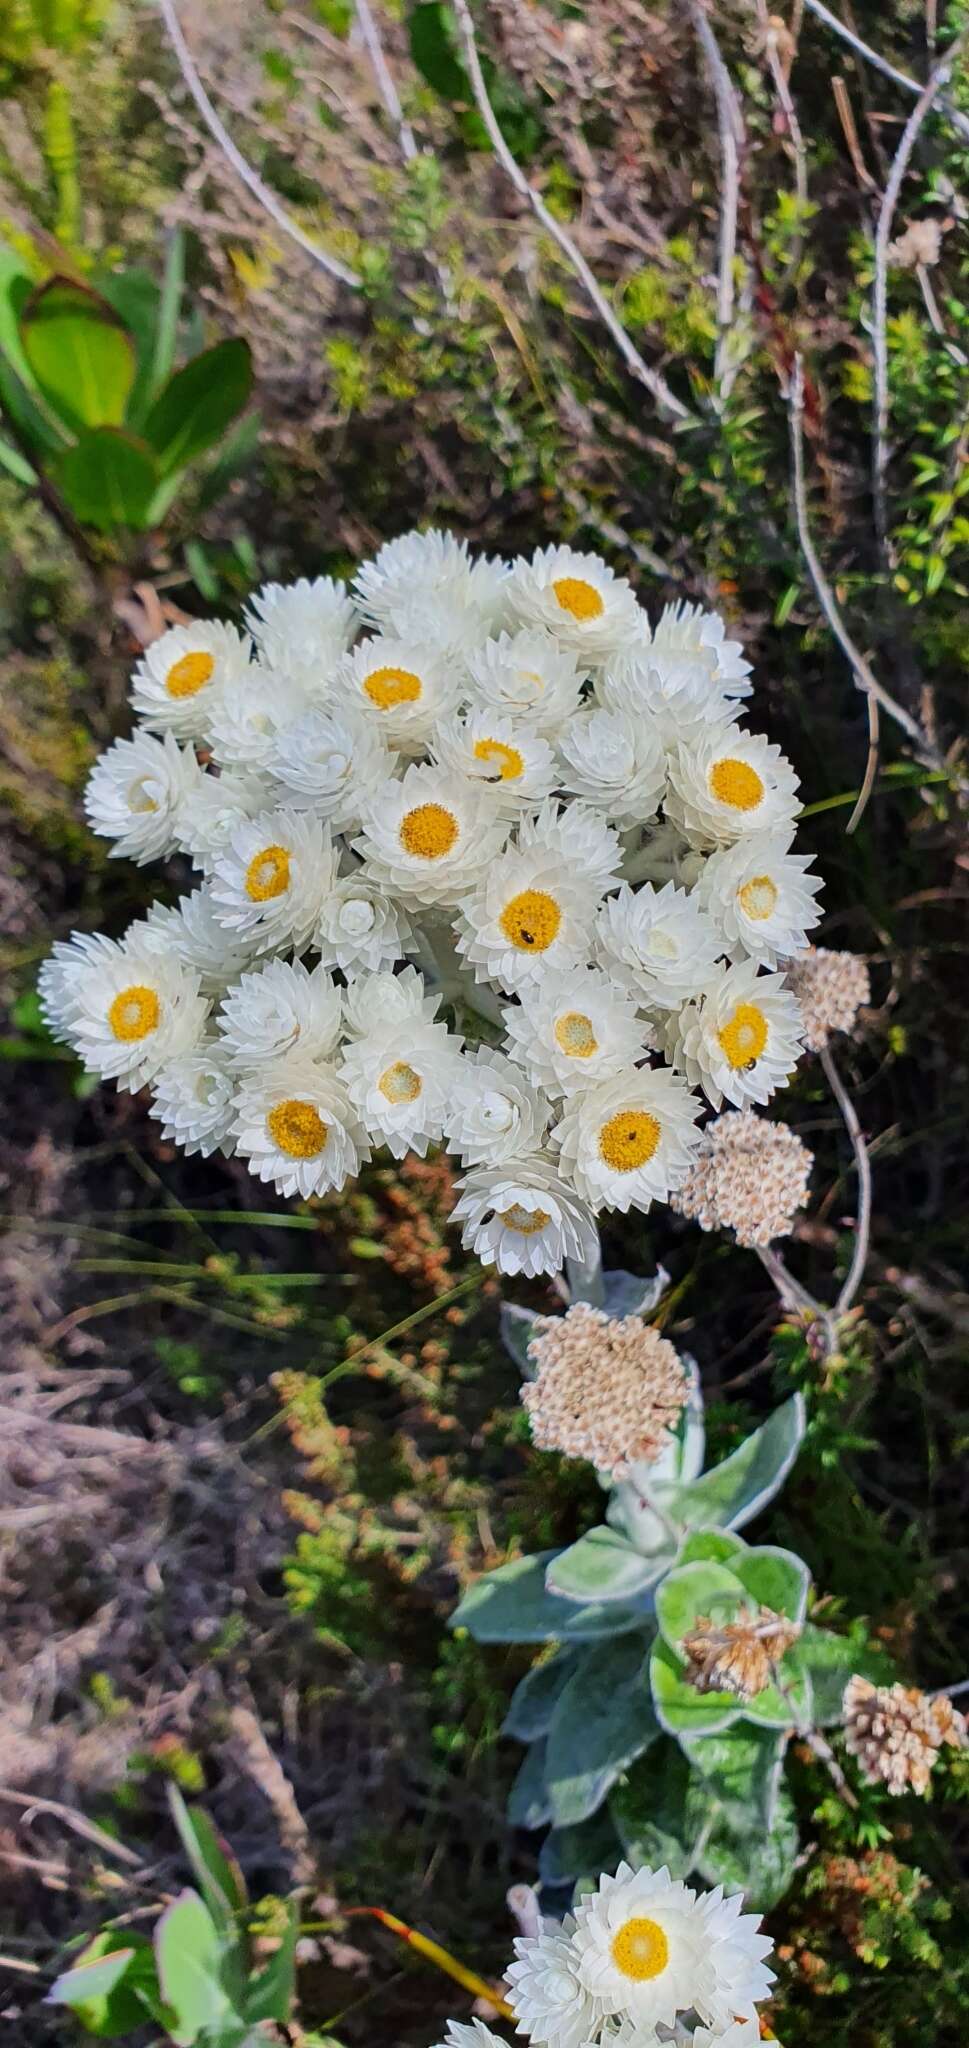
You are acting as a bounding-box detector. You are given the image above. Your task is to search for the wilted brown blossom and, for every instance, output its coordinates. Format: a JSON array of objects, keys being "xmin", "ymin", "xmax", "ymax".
[
  {"xmin": 786, "ymin": 947, "xmax": 871, "ymax": 1054},
  {"xmin": 682, "ymin": 1606, "xmax": 802, "ymax": 1700},
  {"xmin": 522, "ymin": 1302, "xmax": 688, "ymax": 1478},
  {"xmin": 842, "ymin": 1676, "xmax": 967, "ymax": 1795},
  {"xmin": 671, "ymin": 1109, "xmax": 812, "ymax": 1248}
]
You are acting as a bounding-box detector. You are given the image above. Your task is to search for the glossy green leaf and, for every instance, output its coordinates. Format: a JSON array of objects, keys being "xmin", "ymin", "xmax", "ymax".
[
  {"xmin": 545, "ymin": 1634, "xmax": 658, "ymax": 1826},
  {"xmin": 609, "ymin": 1740, "xmax": 709, "ymax": 1879},
  {"xmin": 20, "ymin": 278, "xmax": 136, "ymax": 432},
  {"xmin": 57, "ymin": 426, "xmax": 159, "ymax": 531},
  {"xmin": 649, "ymin": 1635, "xmax": 741, "ymax": 1737},
  {"xmin": 792, "ymin": 1622, "xmax": 896, "ymax": 1726},
  {"xmin": 0, "ymin": 433, "xmax": 36, "ymax": 482},
  {"xmin": 507, "ymin": 1739, "xmax": 552, "ymax": 1830},
  {"xmin": 731, "ymin": 1544, "xmax": 811, "ymax": 1624},
  {"xmin": 546, "ymin": 1526, "xmax": 662, "ymax": 1605},
  {"xmin": 658, "ymin": 1394, "xmax": 805, "ymax": 1533},
  {"xmin": 142, "ymin": 337, "xmax": 252, "ymax": 476},
  {"xmin": 94, "ymin": 266, "xmax": 162, "ymax": 419},
  {"xmin": 451, "ymin": 1552, "xmax": 652, "ymax": 1644},
  {"xmin": 655, "ymin": 1559, "xmax": 747, "ymax": 1651},
  {"xmin": 154, "ymin": 1889, "xmax": 233, "ymax": 2046},
  {"xmin": 503, "ymin": 1648, "xmax": 578, "ymax": 1742},
  {"xmin": 697, "ymin": 1788, "xmax": 800, "ymax": 1909},
  {"xmin": 685, "ymin": 1723, "xmax": 788, "ymax": 1832},
  {"xmin": 47, "ymin": 1932, "xmax": 162, "ymax": 2038},
  {"xmin": 408, "ymin": 1, "xmax": 470, "ymax": 100}
]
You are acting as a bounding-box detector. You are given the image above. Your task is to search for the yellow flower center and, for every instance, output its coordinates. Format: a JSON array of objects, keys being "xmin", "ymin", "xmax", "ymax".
[
  {"xmin": 554, "ymin": 1010, "xmax": 598, "ymax": 1059},
  {"xmin": 245, "ymin": 844, "xmax": 291, "ymax": 901},
  {"xmin": 497, "ymin": 1203, "xmax": 552, "ymax": 1235},
  {"xmin": 363, "ymin": 664, "xmax": 423, "ymax": 710},
  {"xmin": 267, "ymin": 1098, "xmax": 328, "ymax": 1159},
  {"xmin": 128, "ymin": 777, "xmax": 159, "ymax": 814},
  {"xmin": 399, "ymin": 803, "xmax": 460, "ymax": 860},
  {"xmin": 718, "ymin": 1001, "xmax": 769, "ymax": 1069},
  {"xmin": 378, "ymin": 1059, "xmax": 422, "ymax": 1105},
  {"xmin": 107, "ymin": 984, "xmax": 160, "ymax": 1043},
  {"xmin": 473, "ymin": 737, "xmax": 525, "ymax": 782},
  {"xmin": 552, "ymin": 575, "xmax": 605, "ymax": 621},
  {"xmin": 709, "ymin": 757, "xmax": 765, "ymax": 811},
  {"xmin": 499, "ymin": 888, "xmax": 562, "ymax": 952},
  {"xmin": 598, "ymin": 1109, "xmax": 661, "ymax": 1173},
  {"xmin": 610, "ymin": 1916, "xmax": 670, "ymax": 1983},
  {"xmin": 166, "ymin": 650, "xmax": 215, "ymax": 699},
  {"xmin": 738, "ymin": 874, "xmax": 778, "ymax": 921}
]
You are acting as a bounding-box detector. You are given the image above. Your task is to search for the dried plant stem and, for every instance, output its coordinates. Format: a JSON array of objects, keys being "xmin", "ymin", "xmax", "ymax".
[
  {"xmin": 689, "ymin": 0, "xmax": 745, "ymax": 401},
  {"xmin": 757, "ymin": 0, "xmax": 810, "ymax": 276},
  {"xmin": 351, "ymin": 0, "xmax": 418, "ymax": 160},
  {"xmin": 449, "ymin": 0, "xmax": 694, "ymax": 426},
  {"xmin": 0, "ymin": 1786, "xmax": 144, "ymax": 1869},
  {"xmin": 821, "ymin": 1043, "xmax": 872, "ymax": 1314},
  {"xmin": 157, "ymin": 0, "xmax": 362, "ymax": 289},
  {"xmin": 801, "ymin": 0, "xmax": 969, "ymax": 142}
]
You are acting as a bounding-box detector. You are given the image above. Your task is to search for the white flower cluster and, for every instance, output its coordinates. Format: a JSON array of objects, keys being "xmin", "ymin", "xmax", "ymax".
[
  {"xmin": 433, "ymin": 1861, "xmax": 776, "ymax": 2048},
  {"xmin": 42, "ymin": 532, "xmax": 822, "ymax": 1277}
]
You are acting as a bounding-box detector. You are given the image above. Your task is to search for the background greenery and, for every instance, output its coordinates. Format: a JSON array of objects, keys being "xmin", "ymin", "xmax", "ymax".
[{"xmin": 0, "ymin": 0, "xmax": 967, "ymax": 2041}]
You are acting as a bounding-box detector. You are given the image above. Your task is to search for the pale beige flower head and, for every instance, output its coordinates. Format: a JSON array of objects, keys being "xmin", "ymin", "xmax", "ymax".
[
  {"xmin": 522, "ymin": 1301, "xmax": 688, "ymax": 1477},
  {"xmin": 785, "ymin": 946, "xmax": 870, "ymax": 1054},
  {"xmin": 682, "ymin": 1606, "xmax": 802, "ymax": 1701},
  {"xmin": 842, "ymin": 1675, "xmax": 967, "ymax": 1795},
  {"xmin": 671, "ymin": 1108, "xmax": 812, "ymax": 1249}
]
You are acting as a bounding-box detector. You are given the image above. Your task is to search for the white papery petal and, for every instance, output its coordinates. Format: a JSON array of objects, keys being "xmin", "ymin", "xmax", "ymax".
[
  {"xmin": 84, "ymin": 731, "xmax": 202, "ymax": 865},
  {"xmin": 130, "ymin": 620, "xmax": 252, "ymax": 739}
]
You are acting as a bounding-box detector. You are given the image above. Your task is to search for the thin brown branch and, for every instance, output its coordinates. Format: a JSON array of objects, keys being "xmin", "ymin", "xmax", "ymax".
[
  {"xmin": 821, "ymin": 1043, "xmax": 873, "ymax": 1313},
  {"xmin": 846, "ymin": 695, "xmax": 880, "ymax": 834},
  {"xmin": 0, "ymin": 1787, "xmax": 144, "ymax": 1869}
]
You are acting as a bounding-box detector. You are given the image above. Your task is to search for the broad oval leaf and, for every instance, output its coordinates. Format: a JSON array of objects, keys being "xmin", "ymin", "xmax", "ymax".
[
  {"xmin": 450, "ymin": 1551, "xmax": 653, "ymax": 1644},
  {"xmin": 545, "ymin": 1526, "xmax": 662, "ymax": 1605},
  {"xmin": 655, "ymin": 1559, "xmax": 747, "ymax": 1652},
  {"xmin": 545, "ymin": 1634, "xmax": 658, "ymax": 1826},
  {"xmin": 675, "ymin": 1528, "xmax": 745, "ymax": 1569},
  {"xmin": 649, "ymin": 1635, "xmax": 741, "ymax": 1738},
  {"xmin": 609, "ymin": 1739, "xmax": 708, "ymax": 1880},
  {"xmin": 538, "ymin": 1809, "xmax": 624, "ymax": 1890},
  {"xmin": 657, "ymin": 1393, "xmax": 805, "ymax": 1533},
  {"xmin": 143, "ymin": 338, "xmax": 253, "ymax": 477},
  {"xmin": 503, "ymin": 1648, "xmax": 578, "ymax": 1742},
  {"xmin": 154, "ymin": 1889, "xmax": 233, "ymax": 2047},
  {"xmin": 684, "ymin": 1723, "xmax": 788, "ymax": 1833},
  {"xmin": 508, "ymin": 1739, "xmax": 553, "ymax": 1829},
  {"xmin": 20, "ymin": 277, "xmax": 136, "ymax": 433},
  {"xmin": 696, "ymin": 1787, "xmax": 800, "ymax": 1910},
  {"xmin": 58, "ymin": 427, "xmax": 160, "ymax": 532},
  {"xmin": 730, "ymin": 1543, "xmax": 811, "ymax": 1625}
]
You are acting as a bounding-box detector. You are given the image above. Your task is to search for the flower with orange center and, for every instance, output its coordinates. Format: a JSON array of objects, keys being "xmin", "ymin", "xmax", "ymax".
[
  {"xmin": 338, "ymin": 634, "xmax": 457, "ymax": 747},
  {"xmin": 232, "ymin": 1058, "xmax": 368, "ymax": 1198},
  {"xmin": 668, "ymin": 959, "xmax": 805, "ymax": 1111},
  {"xmin": 130, "ymin": 619, "xmax": 252, "ymax": 739},
  {"xmin": 84, "ymin": 729, "xmax": 203, "ymax": 867},
  {"xmin": 354, "ymin": 764, "xmax": 508, "ymax": 907},
  {"xmin": 455, "ymin": 842, "xmax": 598, "ymax": 992},
  {"xmin": 667, "ymin": 720, "xmax": 800, "ymax": 847},
  {"xmin": 452, "ymin": 1153, "xmax": 598, "ymax": 1279},
  {"xmin": 697, "ymin": 828, "xmax": 822, "ymax": 967},
  {"xmin": 567, "ymin": 1860, "xmax": 775, "ymax": 2033},
  {"xmin": 210, "ymin": 809, "xmax": 338, "ymax": 952},
  {"xmin": 431, "ymin": 707, "xmax": 557, "ymax": 814},
  {"xmin": 505, "ymin": 544, "xmax": 642, "ymax": 659},
  {"xmin": 339, "ymin": 1011, "xmax": 463, "ymax": 1159},
  {"xmin": 40, "ymin": 931, "xmax": 207, "ymax": 1093},
  {"xmin": 502, "ymin": 967, "xmax": 654, "ymax": 1099},
  {"xmin": 553, "ymin": 1063, "xmax": 703, "ymax": 1215}
]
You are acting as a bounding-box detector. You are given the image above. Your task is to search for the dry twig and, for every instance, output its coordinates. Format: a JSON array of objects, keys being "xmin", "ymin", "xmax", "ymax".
[
  {"xmin": 801, "ymin": 0, "xmax": 969, "ymax": 141},
  {"xmin": 689, "ymin": 0, "xmax": 745, "ymax": 402},
  {"xmin": 821, "ymin": 1044, "xmax": 873, "ymax": 1314}
]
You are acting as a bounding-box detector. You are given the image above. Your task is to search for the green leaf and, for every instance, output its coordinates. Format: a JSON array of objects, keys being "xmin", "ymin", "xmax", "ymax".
[
  {"xmin": 194, "ymin": 407, "xmax": 262, "ymax": 512},
  {"xmin": 142, "ymin": 338, "xmax": 253, "ymax": 477},
  {"xmin": 57, "ymin": 426, "xmax": 160, "ymax": 531},
  {"xmin": 791, "ymin": 1622, "xmax": 895, "ymax": 1727},
  {"xmin": 0, "ymin": 247, "xmax": 70, "ymax": 454},
  {"xmin": 0, "ymin": 433, "xmax": 36, "ymax": 482},
  {"xmin": 545, "ymin": 1634, "xmax": 658, "ymax": 1826},
  {"xmin": 675, "ymin": 1529, "xmax": 745, "ymax": 1568},
  {"xmin": 546, "ymin": 1526, "xmax": 663, "ymax": 1605},
  {"xmin": 658, "ymin": 1394, "xmax": 805, "ymax": 1533},
  {"xmin": 684, "ymin": 1724, "xmax": 788, "ymax": 1832},
  {"xmin": 538, "ymin": 1809, "xmax": 624, "ymax": 1890},
  {"xmin": 730, "ymin": 1544, "xmax": 811, "ymax": 1624},
  {"xmin": 649, "ymin": 1636, "xmax": 741, "ymax": 1737},
  {"xmin": 450, "ymin": 1552, "xmax": 653, "ymax": 1644},
  {"xmin": 408, "ymin": 1, "xmax": 471, "ymax": 100},
  {"xmin": 47, "ymin": 1933, "xmax": 162, "ymax": 2038},
  {"xmin": 154, "ymin": 1889, "xmax": 234, "ymax": 2046},
  {"xmin": 508, "ymin": 1739, "xmax": 552, "ymax": 1829},
  {"xmin": 245, "ymin": 1898, "xmax": 298, "ymax": 2024},
  {"xmin": 152, "ymin": 227, "xmax": 186, "ymax": 399},
  {"xmin": 503, "ymin": 1649, "xmax": 578, "ymax": 1742},
  {"xmin": 20, "ymin": 277, "xmax": 136, "ymax": 433},
  {"xmin": 697, "ymin": 1787, "xmax": 800, "ymax": 1909},
  {"xmin": 168, "ymin": 1787, "xmax": 248, "ymax": 1933},
  {"xmin": 655, "ymin": 1559, "xmax": 747, "ymax": 1652},
  {"xmin": 609, "ymin": 1740, "xmax": 709, "ymax": 1879},
  {"xmin": 600, "ymin": 1268, "xmax": 668, "ymax": 1318},
  {"xmin": 94, "ymin": 266, "xmax": 163, "ymax": 421}
]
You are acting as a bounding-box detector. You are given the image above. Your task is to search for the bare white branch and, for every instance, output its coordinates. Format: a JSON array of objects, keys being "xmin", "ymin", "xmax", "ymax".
[
  {"xmin": 801, "ymin": 0, "xmax": 969, "ymax": 141},
  {"xmin": 821, "ymin": 1043, "xmax": 873, "ymax": 1313},
  {"xmin": 689, "ymin": 0, "xmax": 745, "ymax": 402}
]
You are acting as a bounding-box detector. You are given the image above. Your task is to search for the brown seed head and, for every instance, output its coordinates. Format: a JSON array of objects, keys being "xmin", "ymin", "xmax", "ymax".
[
  {"xmin": 681, "ymin": 1605, "xmax": 802, "ymax": 1700},
  {"xmin": 786, "ymin": 946, "xmax": 870, "ymax": 1054},
  {"xmin": 842, "ymin": 1675, "xmax": 967, "ymax": 1795}
]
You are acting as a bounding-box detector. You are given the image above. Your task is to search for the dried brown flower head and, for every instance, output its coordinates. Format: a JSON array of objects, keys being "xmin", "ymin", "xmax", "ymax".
[
  {"xmin": 786, "ymin": 946, "xmax": 870, "ymax": 1054},
  {"xmin": 670, "ymin": 1109, "xmax": 812, "ymax": 1248},
  {"xmin": 842, "ymin": 1675, "xmax": 967, "ymax": 1795},
  {"xmin": 522, "ymin": 1302, "xmax": 688, "ymax": 1477},
  {"xmin": 682, "ymin": 1606, "xmax": 802, "ymax": 1700}
]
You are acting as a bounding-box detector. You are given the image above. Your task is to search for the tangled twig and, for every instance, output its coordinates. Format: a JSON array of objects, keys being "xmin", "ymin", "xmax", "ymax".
[{"xmin": 801, "ymin": 0, "xmax": 969, "ymax": 142}]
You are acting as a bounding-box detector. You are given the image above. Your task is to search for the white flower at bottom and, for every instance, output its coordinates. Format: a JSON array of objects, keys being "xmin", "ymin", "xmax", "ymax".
[
  {"xmin": 84, "ymin": 730, "xmax": 202, "ymax": 864},
  {"xmin": 244, "ymin": 574, "xmax": 358, "ymax": 668},
  {"xmin": 216, "ymin": 959, "xmax": 343, "ymax": 1069},
  {"xmin": 506, "ymin": 1927, "xmax": 605, "ymax": 2048},
  {"xmin": 692, "ymin": 2018, "xmax": 769, "ymax": 2048},
  {"xmin": 43, "ymin": 933, "xmax": 207, "ymax": 1092},
  {"xmin": 316, "ymin": 874, "xmax": 414, "ymax": 975},
  {"xmin": 519, "ymin": 798, "xmax": 622, "ymax": 892},
  {"xmin": 444, "ymin": 1046, "xmax": 547, "ymax": 1165},
  {"xmin": 432, "ymin": 2020, "xmax": 508, "ymax": 2048},
  {"xmin": 39, "ymin": 932, "xmax": 132, "ymax": 1044},
  {"xmin": 149, "ymin": 1039, "xmax": 236, "ymax": 1157},
  {"xmin": 552, "ymin": 1064, "xmax": 704, "ymax": 1214},
  {"xmin": 455, "ymin": 842, "xmax": 599, "ymax": 992},
  {"xmin": 451, "ymin": 1153, "xmax": 598, "ymax": 1278},
  {"xmin": 501, "ymin": 968, "xmax": 653, "ymax": 1099},
  {"xmin": 696, "ymin": 829, "xmax": 823, "ymax": 967},
  {"xmin": 668, "ymin": 960, "xmax": 805, "ymax": 1111},
  {"xmin": 339, "ymin": 1012, "xmax": 463, "ymax": 1159},
  {"xmin": 129, "ymin": 619, "xmax": 251, "ymax": 739},
  {"xmin": 570, "ymin": 1862, "xmax": 774, "ymax": 2034},
  {"xmin": 464, "ymin": 627, "xmax": 587, "ymax": 733},
  {"xmin": 341, "ymin": 964, "xmax": 440, "ymax": 1039},
  {"xmin": 209, "ymin": 810, "xmax": 338, "ymax": 953},
  {"xmin": 595, "ymin": 883, "xmax": 725, "ymax": 1015},
  {"xmin": 143, "ymin": 889, "xmax": 257, "ymax": 995},
  {"xmin": 232, "ymin": 1057, "xmax": 369, "ymax": 1198}
]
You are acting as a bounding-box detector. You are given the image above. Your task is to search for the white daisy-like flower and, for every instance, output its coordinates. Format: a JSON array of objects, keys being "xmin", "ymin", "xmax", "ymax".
[
  {"xmin": 171, "ymin": 766, "xmax": 267, "ymax": 872},
  {"xmin": 595, "ymin": 881, "xmax": 725, "ymax": 1014},
  {"xmin": 43, "ymin": 931, "xmax": 207, "ymax": 1092},
  {"xmin": 143, "ymin": 888, "xmax": 257, "ymax": 995},
  {"xmin": 232, "ymin": 1055, "xmax": 370, "ymax": 1199},
  {"xmin": 505, "ymin": 545, "xmax": 643, "ymax": 661},
  {"xmin": 552, "ymin": 1063, "xmax": 704, "ymax": 1214},
  {"xmin": 666, "ymin": 722, "xmax": 800, "ymax": 848},
  {"xmin": 129, "ymin": 620, "xmax": 252, "ymax": 739},
  {"xmin": 600, "ymin": 644, "xmax": 744, "ymax": 751},
  {"xmin": 335, "ymin": 634, "xmax": 459, "ymax": 750},
  {"xmin": 244, "ymin": 574, "xmax": 358, "ymax": 669},
  {"xmin": 455, "ymin": 841, "xmax": 599, "ymax": 992},
  {"xmin": 518, "ymin": 798, "xmax": 622, "ymax": 892},
  {"xmin": 339, "ymin": 1010, "xmax": 462, "ymax": 1159},
  {"xmin": 506, "ymin": 1927, "xmax": 605, "ymax": 2048},
  {"xmin": 209, "ymin": 809, "xmax": 338, "ymax": 954},
  {"xmin": 148, "ymin": 1037, "xmax": 236, "ymax": 1158},
  {"xmin": 341, "ymin": 964, "xmax": 440, "ymax": 1038},
  {"xmin": 430, "ymin": 707, "xmax": 557, "ymax": 814},
  {"xmin": 651, "ymin": 599, "xmax": 753, "ymax": 696},
  {"xmin": 206, "ymin": 664, "xmax": 309, "ymax": 772},
  {"xmin": 443, "ymin": 1046, "xmax": 547, "ymax": 1165},
  {"xmin": 451, "ymin": 1151, "xmax": 598, "ymax": 1278},
  {"xmin": 556, "ymin": 705, "xmax": 666, "ymax": 825},
  {"xmin": 38, "ymin": 931, "xmax": 130, "ymax": 1044},
  {"xmin": 269, "ymin": 704, "xmax": 392, "ymax": 830},
  {"xmin": 696, "ymin": 828, "xmax": 823, "ymax": 967},
  {"xmin": 316, "ymin": 872, "xmax": 414, "ymax": 976},
  {"xmin": 464, "ymin": 628, "xmax": 587, "ymax": 734},
  {"xmin": 216, "ymin": 959, "xmax": 342, "ymax": 1070},
  {"xmin": 84, "ymin": 730, "xmax": 203, "ymax": 866},
  {"xmin": 604, "ymin": 598, "xmax": 752, "ymax": 718},
  {"xmin": 353, "ymin": 763, "xmax": 509, "ymax": 909},
  {"xmin": 692, "ymin": 2016, "xmax": 767, "ymax": 2048},
  {"xmin": 353, "ymin": 528, "xmax": 509, "ymax": 650},
  {"xmin": 668, "ymin": 959, "xmax": 805, "ymax": 1110},
  {"xmin": 501, "ymin": 967, "xmax": 653, "ymax": 1098},
  {"xmin": 431, "ymin": 2023, "xmax": 508, "ymax": 2048},
  {"xmin": 628, "ymin": 819, "xmax": 708, "ymax": 891},
  {"xmin": 570, "ymin": 1861, "xmax": 774, "ymax": 2034}
]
